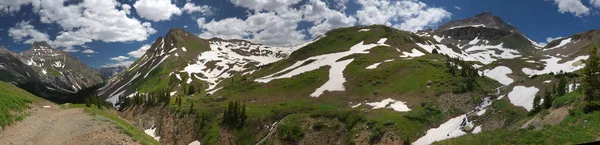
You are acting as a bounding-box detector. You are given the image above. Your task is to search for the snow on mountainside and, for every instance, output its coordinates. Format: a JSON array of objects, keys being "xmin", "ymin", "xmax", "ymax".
[
  {"xmin": 99, "ymin": 28, "xmax": 310, "ymax": 103},
  {"xmin": 19, "ymin": 42, "xmax": 103, "ymax": 93}
]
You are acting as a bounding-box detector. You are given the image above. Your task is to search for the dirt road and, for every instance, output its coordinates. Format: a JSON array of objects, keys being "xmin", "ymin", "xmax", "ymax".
[{"xmin": 0, "ymin": 102, "xmax": 138, "ymax": 145}]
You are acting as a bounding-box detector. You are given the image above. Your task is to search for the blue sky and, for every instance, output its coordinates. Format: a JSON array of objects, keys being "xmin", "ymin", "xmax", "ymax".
[{"xmin": 1, "ymin": 0, "xmax": 600, "ymax": 68}]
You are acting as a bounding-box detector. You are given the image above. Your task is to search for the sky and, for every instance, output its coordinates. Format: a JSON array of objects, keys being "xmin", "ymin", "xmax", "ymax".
[{"xmin": 1, "ymin": 0, "xmax": 600, "ymax": 68}]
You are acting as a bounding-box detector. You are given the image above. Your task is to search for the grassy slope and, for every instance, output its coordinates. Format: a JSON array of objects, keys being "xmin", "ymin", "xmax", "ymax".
[
  {"xmin": 0, "ymin": 81, "xmax": 42, "ymax": 128},
  {"xmin": 161, "ymin": 25, "xmax": 502, "ymax": 144}
]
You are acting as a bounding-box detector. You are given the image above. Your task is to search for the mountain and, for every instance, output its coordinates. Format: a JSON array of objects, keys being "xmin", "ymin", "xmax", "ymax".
[
  {"xmin": 98, "ymin": 28, "xmax": 302, "ymax": 104},
  {"xmin": 99, "ymin": 66, "xmax": 127, "ymax": 78},
  {"xmin": 0, "ymin": 42, "xmax": 103, "ymax": 102},
  {"xmin": 18, "ymin": 42, "xmax": 104, "ymax": 93},
  {"xmin": 101, "ymin": 12, "xmax": 600, "ymax": 145}
]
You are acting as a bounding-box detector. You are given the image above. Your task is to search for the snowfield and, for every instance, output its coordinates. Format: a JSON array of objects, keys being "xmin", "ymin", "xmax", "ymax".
[
  {"xmin": 400, "ymin": 48, "xmax": 426, "ymax": 58},
  {"xmin": 507, "ymin": 86, "xmax": 540, "ymax": 111},
  {"xmin": 413, "ymin": 115, "xmax": 468, "ymax": 145},
  {"xmin": 522, "ymin": 55, "xmax": 588, "ymax": 76},
  {"xmin": 365, "ymin": 98, "xmax": 411, "ymax": 112},
  {"xmin": 256, "ymin": 38, "xmax": 390, "ymax": 97},
  {"xmin": 482, "ymin": 66, "xmax": 514, "ymax": 85},
  {"xmin": 448, "ymin": 24, "xmax": 486, "ymax": 30},
  {"xmin": 544, "ymin": 38, "xmax": 572, "ymax": 51}
]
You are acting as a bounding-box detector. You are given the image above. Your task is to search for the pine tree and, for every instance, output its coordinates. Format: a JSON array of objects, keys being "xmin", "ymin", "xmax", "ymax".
[
  {"xmin": 543, "ymin": 89, "xmax": 552, "ymax": 109},
  {"xmin": 239, "ymin": 102, "xmax": 247, "ymax": 128},
  {"xmin": 584, "ymin": 46, "xmax": 600, "ymax": 113},
  {"xmin": 557, "ymin": 76, "xmax": 567, "ymax": 96}
]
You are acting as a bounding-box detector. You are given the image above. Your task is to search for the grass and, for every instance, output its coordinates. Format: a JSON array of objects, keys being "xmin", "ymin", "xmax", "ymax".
[
  {"xmin": 65, "ymin": 104, "xmax": 161, "ymax": 145},
  {"xmin": 0, "ymin": 81, "xmax": 42, "ymax": 128}
]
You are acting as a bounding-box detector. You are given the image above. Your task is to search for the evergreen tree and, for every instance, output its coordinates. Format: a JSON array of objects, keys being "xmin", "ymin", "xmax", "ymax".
[
  {"xmin": 543, "ymin": 89, "xmax": 552, "ymax": 109},
  {"xmin": 557, "ymin": 76, "xmax": 568, "ymax": 96},
  {"xmin": 584, "ymin": 47, "xmax": 600, "ymax": 113}
]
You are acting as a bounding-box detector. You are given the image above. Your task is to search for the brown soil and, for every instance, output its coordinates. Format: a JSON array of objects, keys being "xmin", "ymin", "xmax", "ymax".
[
  {"xmin": 0, "ymin": 101, "xmax": 137, "ymax": 145},
  {"xmin": 542, "ymin": 106, "xmax": 570, "ymax": 126}
]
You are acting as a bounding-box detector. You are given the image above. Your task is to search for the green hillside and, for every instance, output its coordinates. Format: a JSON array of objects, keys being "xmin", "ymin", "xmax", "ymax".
[{"xmin": 0, "ymin": 81, "xmax": 42, "ymax": 128}]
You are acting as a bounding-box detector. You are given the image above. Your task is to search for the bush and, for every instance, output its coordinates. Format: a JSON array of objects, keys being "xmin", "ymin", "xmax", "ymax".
[{"xmin": 278, "ymin": 123, "xmax": 304, "ymax": 142}]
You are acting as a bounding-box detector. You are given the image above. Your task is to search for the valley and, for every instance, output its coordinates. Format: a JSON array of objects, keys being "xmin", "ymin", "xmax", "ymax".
[{"xmin": 1, "ymin": 10, "xmax": 600, "ymax": 145}]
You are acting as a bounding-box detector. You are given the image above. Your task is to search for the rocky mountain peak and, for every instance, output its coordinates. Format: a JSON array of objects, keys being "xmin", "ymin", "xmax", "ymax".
[
  {"xmin": 32, "ymin": 41, "xmax": 53, "ymax": 50},
  {"xmin": 437, "ymin": 11, "xmax": 519, "ymax": 33}
]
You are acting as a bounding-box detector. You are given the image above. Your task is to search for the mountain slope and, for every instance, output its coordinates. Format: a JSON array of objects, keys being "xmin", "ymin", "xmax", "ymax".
[
  {"xmin": 98, "ymin": 28, "xmax": 301, "ymax": 104},
  {"xmin": 19, "ymin": 42, "xmax": 103, "ymax": 93}
]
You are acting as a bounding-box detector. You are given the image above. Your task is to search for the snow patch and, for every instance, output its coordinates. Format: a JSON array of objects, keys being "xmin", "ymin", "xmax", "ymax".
[
  {"xmin": 413, "ymin": 114, "xmax": 467, "ymax": 145},
  {"xmin": 365, "ymin": 98, "xmax": 411, "ymax": 112},
  {"xmin": 358, "ymin": 28, "xmax": 370, "ymax": 32},
  {"xmin": 544, "ymin": 38, "xmax": 572, "ymax": 51},
  {"xmin": 189, "ymin": 140, "xmax": 201, "ymax": 145},
  {"xmin": 507, "ymin": 86, "xmax": 540, "ymax": 111},
  {"xmin": 144, "ymin": 126, "xmax": 161, "ymax": 141},
  {"xmin": 400, "ymin": 49, "xmax": 425, "ymax": 58},
  {"xmin": 522, "ymin": 55, "xmax": 588, "ymax": 76},
  {"xmin": 256, "ymin": 38, "xmax": 389, "ymax": 97},
  {"xmin": 448, "ymin": 24, "xmax": 486, "ymax": 30},
  {"xmin": 482, "ymin": 66, "xmax": 513, "ymax": 85}
]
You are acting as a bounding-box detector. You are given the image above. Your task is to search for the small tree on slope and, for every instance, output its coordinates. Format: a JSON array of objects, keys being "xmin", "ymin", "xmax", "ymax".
[{"xmin": 584, "ymin": 47, "xmax": 600, "ymax": 113}]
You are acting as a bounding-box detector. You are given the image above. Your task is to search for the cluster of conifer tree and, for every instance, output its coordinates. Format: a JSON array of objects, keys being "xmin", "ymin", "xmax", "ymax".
[
  {"xmin": 583, "ymin": 47, "xmax": 600, "ymax": 113},
  {"xmin": 444, "ymin": 55, "xmax": 481, "ymax": 93},
  {"xmin": 222, "ymin": 100, "xmax": 247, "ymax": 129},
  {"xmin": 531, "ymin": 72, "xmax": 575, "ymax": 114},
  {"xmin": 84, "ymin": 96, "xmax": 113, "ymax": 109},
  {"xmin": 117, "ymin": 88, "xmax": 171, "ymax": 110}
]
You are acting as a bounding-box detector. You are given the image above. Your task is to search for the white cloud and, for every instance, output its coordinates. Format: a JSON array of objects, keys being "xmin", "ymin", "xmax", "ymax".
[
  {"xmin": 81, "ymin": 49, "xmax": 95, "ymax": 53},
  {"xmin": 591, "ymin": 0, "xmax": 600, "ymax": 8},
  {"xmin": 0, "ymin": 0, "xmax": 39, "ymax": 14},
  {"xmin": 301, "ymin": 0, "xmax": 356, "ymax": 38},
  {"xmin": 454, "ymin": 6, "xmax": 461, "ymax": 10},
  {"xmin": 122, "ymin": 4, "xmax": 131, "ymax": 15},
  {"xmin": 182, "ymin": 2, "xmax": 212, "ymax": 15},
  {"xmin": 355, "ymin": 0, "xmax": 451, "ymax": 32},
  {"xmin": 553, "ymin": 0, "xmax": 590, "ymax": 17},
  {"xmin": 546, "ymin": 36, "xmax": 564, "ymax": 43},
  {"xmin": 134, "ymin": 0, "xmax": 182, "ymax": 21},
  {"xmin": 198, "ymin": 0, "xmax": 355, "ymax": 46},
  {"xmin": 127, "ymin": 44, "xmax": 151, "ymax": 58},
  {"xmin": 8, "ymin": 0, "xmax": 158, "ymax": 49},
  {"xmin": 110, "ymin": 56, "xmax": 130, "ymax": 61},
  {"xmin": 8, "ymin": 21, "xmax": 50, "ymax": 44},
  {"xmin": 63, "ymin": 47, "xmax": 79, "ymax": 52},
  {"xmin": 229, "ymin": 0, "xmax": 302, "ymax": 11}
]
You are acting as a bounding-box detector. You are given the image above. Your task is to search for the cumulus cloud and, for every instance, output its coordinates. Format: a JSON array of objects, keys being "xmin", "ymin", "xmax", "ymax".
[
  {"xmin": 8, "ymin": 21, "xmax": 50, "ymax": 44},
  {"xmin": 127, "ymin": 44, "xmax": 151, "ymax": 58},
  {"xmin": 355, "ymin": 0, "xmax": 451, "ymax": 32},
  {"xmin": 81, "ymin": 49, "xmax": 95, "ymax": 53},
  {"xmin": 553, "ymin": 0, "xmax": 590, "ymax": 17},
  {"xmin": 134, "ymin": 0, "xmax": 182, "ymax": 21},
  {"xmin": 110, "ymin": 56, "xmax": 130, "ymax": 61},
  {"xmin": 591, "ymin": 0, "xmax": 600, "ymax": 8},
  {"xmin": 198, "ymin": 0, "xmax": 357, "ymax": 46},
  {"xmin": 63, "ymin": 47, "xmax": 79, "ymax": 52},
  {"xmin": 122, "ymin": 4, "xmax": 131, "ymax": 15},
  {"xmin": 182, "ymin": 2, "xmax": 212, "ymax": 15},
  {"xmin": 0, "ymin": 0, "xmax": 38, "ymax": 14},
  {"xmin": 6, "ymin": 0, "xmax": 156, "ymax": 50}
]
